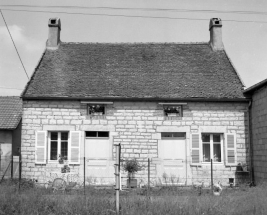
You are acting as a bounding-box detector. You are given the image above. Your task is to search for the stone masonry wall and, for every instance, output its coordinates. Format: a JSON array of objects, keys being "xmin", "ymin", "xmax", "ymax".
[
  {"xmin": 251, "ymin": 85, "xmax": 267, "ymax": 184},
  {"xmin": 21, "ymin": 100, "xmax": 249, "ymax": 186}
]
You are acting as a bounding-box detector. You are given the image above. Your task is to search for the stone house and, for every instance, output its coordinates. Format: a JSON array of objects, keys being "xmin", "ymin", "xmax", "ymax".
[
  {"xmin": 21, "ymin": 17, "xmax": 250, "ymax": 186},
  {"xmin": 0, "ymin": 96, "xmax": 22, "ymax": 177},
  {"xmin": 244, "ymin": 78, "xmax": 267, "ymax": 184}
]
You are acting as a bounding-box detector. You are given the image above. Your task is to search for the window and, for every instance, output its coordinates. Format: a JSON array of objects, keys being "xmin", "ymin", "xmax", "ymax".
[
  {"xmin": 86, "ymin": 131, "xmax": 109, "ymax": 138},
  {"xmin": 49, "ymin": 131, "xmax": 69, "ymax": 161},
  {"xmin": 161, "ymin": 132, "xmax": 186, "ymax": 139},
  {"xmin": 163, "ymin": 105, "xmax": 182, "ymax": 117},
  {"xmin": 88, "ymin": 104, "xmax": 105, "ymax": 116},
  {"xmin": 35, "ymin": 131, "xmax": 81, "ymax": 164},
  {"xmin": 191, "ymin": 133, "xmax": 236, "ymax": 165},
  {"xmin": 202, "ymin": 134, "xmax": 222, "ymax": 162}
]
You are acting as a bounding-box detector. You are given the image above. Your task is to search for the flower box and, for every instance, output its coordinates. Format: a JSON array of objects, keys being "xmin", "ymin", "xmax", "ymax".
[
  {"xmin": 167, "ymin": 113, "xmax": 177, "ymax": 117},
  {"xmin": 92, "ymin": 112, "xmax": 103, "ymax": 116}
]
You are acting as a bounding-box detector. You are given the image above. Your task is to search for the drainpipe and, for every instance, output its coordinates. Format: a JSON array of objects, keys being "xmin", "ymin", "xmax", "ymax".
[{"xmin": 248, "ymin": 100, "xmax": 255, "ymax": 186}]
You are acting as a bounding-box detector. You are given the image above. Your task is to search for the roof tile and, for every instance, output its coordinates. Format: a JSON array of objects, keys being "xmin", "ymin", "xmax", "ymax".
[
  {"xmin": 0, "ymin": 96, "xmax": 22, "ymax": 129},
  {"xmin": 22, "ymin": 42, "xmax": 245, "ymax": 99}
]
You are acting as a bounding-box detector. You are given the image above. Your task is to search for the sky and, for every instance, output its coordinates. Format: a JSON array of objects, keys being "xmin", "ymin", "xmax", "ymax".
[{"xmin": 0, "ymin": 0, "xmax": 267, "ymax": 96}]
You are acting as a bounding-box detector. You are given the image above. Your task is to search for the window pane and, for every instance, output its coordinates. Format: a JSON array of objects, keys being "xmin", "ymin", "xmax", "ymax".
[
  {"xmin": 51, "ymin": 132, "xmax": 58, "ymax": 140},
  {"xmin": 86, "ymin": 131, "xmax": 97, "ymax": 137},
  {"xmin": 213, "ymin": 134, "xmax": 220, "ymax": 142},
  {"xmin": 173, "ymin": 133, "xmax": 186, "ymax": 138},
  {"xmin": 161, "ymin": 132, "xmax": 172, "ymax": 138},
  {"xmin": 61, "ymin": 132, "xmax": 68, "ymax": 141},
  {"xmin": 203, "ymin": 144, "xmax": 210, "ymax": 162},
  {"xmin": 61, "ymin": 142, "xmax": 68, "ymax": 159},
  {"xmin": 213, "ymin": 144, "xmax": 221, "ymax": 162},
  {"xmin": 202, "ymin": 134, "xmax": 210, "ymax": 142},
  {"xmin": 98, "ymin": 132, "xmax": 109, "ymax": 137},
  {"xmin": 50, "ymin": 141, "xmax": 58, "ymax": 160}
]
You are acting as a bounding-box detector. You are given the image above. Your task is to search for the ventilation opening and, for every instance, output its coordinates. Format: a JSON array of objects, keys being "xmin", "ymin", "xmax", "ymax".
[
  {"xmin": 51, "ymin": 19, "xmax": 56, "ymax": 24},
  {"xmin": 215, "ymin": 21, "xmax": 220, "ymax": 24}
]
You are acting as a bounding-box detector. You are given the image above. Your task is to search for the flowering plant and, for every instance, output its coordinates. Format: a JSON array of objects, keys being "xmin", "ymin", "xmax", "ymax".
[
  {"xmin": 58, "ymin": 154, "xmax": 67, "ymax": 164},
  {"xmin": 123, "ymin": 158, "xmax": 143, "ymax": 175},
  {"xmin": 88, "ymin": 105, "xmax": 105, "ymax": 114},
  {"xmin": 164, "ymin": 106, "xmax": 181, "ymax": 116}
]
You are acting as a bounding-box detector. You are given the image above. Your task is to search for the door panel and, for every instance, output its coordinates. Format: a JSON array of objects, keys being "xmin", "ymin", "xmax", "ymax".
[
  {"xmin": 157, "ymin": 139, "xmax": 186, "ymax": 185},
  {"xmin": 85, "ymin": 139, "xmax": 114, "ymax": 185}
]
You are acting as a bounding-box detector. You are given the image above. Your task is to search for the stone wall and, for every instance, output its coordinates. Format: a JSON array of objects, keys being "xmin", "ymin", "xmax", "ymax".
[
  {"xmin": 251, "ymin": 85, "xmax": 267, "ymax": 184},
  {"xmin": 21, "ymin": 100, "xmax": 249, "ymax": 186}
]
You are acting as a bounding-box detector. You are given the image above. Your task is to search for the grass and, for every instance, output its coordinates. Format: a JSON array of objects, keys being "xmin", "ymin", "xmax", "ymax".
[{"xmin": 0, "ymin": 179, "xmax": 266, "ymax": 215}]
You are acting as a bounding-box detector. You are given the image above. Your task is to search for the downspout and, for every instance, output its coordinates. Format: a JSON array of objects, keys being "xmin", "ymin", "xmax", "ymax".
[{"xmin": 248, "ymin": 100, "xmax": 255, "ymax": 186}]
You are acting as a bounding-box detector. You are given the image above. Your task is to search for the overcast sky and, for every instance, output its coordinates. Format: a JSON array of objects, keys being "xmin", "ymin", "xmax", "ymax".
[{"xmin": 0, "ymin": 0, "xmax": 267, "ymax": 96}]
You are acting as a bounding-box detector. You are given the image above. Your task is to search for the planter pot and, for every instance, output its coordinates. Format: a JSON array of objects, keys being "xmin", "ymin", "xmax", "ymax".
[
  {"xmin": 213, "ymin": 191, "xmax": 221, "ymax": 196},
  {"xmin": 127, "ymin": 179, "xmax": 137, "ymax": 188},
  {"xmin": 93, "ymin": 112, "xmax": 103, "ymax": 116},
  {"xmin": 167, "ymin": 113, "xmax": 177, "ymax": 117}
]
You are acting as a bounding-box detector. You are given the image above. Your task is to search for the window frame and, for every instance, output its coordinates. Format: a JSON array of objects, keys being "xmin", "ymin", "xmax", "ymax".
[
  {"xmin": 163, "ymin": 105, "xmax": 183, "ymax": 117},
  {"xmin": 201, "ymin": 133, "xmax": 224, "ymax": 164},
  {"xmin": 48, "ymin": 131, "xmax": 69, "ymax": 162},
  {"xmin": 85, "ymin": 131, "xmax": 109, "ymax": 139},
  {"xmin": 87, "ymin": 104, "xmax": 106, "ymax": 116}
]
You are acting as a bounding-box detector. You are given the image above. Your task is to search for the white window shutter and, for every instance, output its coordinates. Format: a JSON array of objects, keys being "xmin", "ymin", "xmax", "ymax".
[
  {"xmin": 191, "ymin": 133, "xmax": 201, "ymax": 165},
  {"xmin": 225, "ymin": 133, "xmax": 237, "ymax": 166},
  {"xmin": 69, "ymin": 131, "xmax": 81, "ymax": 164},
  {"xmin": 35, "ymin": 131, "xmax": 47, "ymax": 164}
]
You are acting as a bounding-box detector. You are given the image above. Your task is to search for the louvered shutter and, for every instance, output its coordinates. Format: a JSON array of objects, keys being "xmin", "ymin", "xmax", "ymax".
[
  {"xmin": 69, "ymin": 131, "xmax": 81, "ymax": 164},
  {"xmin": 191, "ymin": 133, "xmax": 201, "ymax": 165},
  {"xmin": 35, "ymin": 131, "xmax": 47, "ymax": 164},
  {"xmin": 225, "ymin": 133, "xmax": 237, "ymax": 166}
]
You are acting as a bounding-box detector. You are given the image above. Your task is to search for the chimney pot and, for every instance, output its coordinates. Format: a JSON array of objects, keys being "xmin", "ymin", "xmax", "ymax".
[
  {"xmin": 209, "ymin": 18, "xmax": 223, "ymax": 51},
  {"xmin": 47, "ymin": 18, "xmax": 61, "ymax": 50}
]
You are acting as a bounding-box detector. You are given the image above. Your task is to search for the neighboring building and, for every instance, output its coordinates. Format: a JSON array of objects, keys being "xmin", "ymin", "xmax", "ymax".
[
  {"xmin": 0, "ymin": 96, "xmax": 22, "ymax": 177},
  {"xmin": 21, "ymin": 17, "xmax": 250, "ymax": 186},
  {"xmin": 244, "ymin": 78, "xmax": 267, "ymax": 184}
]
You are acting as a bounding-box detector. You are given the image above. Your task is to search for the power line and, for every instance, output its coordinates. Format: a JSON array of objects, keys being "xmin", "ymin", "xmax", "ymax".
[
  {"xmin": 0, "ymin": 10, "xmax": 29, "ymax": 80},
  {"xmin": 1, "ymin": 4, "xmax": 267, "ymax": 16},
  {"xmin": 1, "ymin": 8, "xmax": 267, "ymax": 24},
  {"xmin": 0, "ymin": 86, "xmax": 23, "ymax": 90}
]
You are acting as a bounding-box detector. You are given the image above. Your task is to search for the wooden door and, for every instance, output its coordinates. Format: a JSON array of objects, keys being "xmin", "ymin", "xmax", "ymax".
[
  {"xmin": 85, "ymin": 138, "xmax": 114, "ymax": 185},
  {"xmin": 157, "ymin": 133, "xmax": 186, "ymax": 185}
]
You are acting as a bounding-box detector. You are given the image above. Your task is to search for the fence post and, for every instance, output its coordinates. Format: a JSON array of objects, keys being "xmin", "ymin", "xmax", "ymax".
[
  {"xmin": 11, "ymin": 154, "xmax": 13, "ymax": 179},
  {"xmin": 114, "ymin": 143, "xmax": 120, "ymax": 214},
  {"xmin": 0, "ymin": 144, "xmax": 1, "ymax": 176},
  {"xmin": 148, "ymin": 158, "xmax": 150, "ymax": 195},
  {"xmin": 84, "ymin": 156, "xmax": 86, "ymax": 196},
  {"xmin": 211, "ymin": 159, "xmax": 213, "ymax": 193},
  {"xmin": 18, "ymin": 147, "xmax": 21, "ymax": 191}
]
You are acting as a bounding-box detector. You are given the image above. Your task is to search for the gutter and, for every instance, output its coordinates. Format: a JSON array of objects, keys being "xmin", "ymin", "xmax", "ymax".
[
  {"xmin": 21, "ymin": 96, "xmax": 250, "ymax": 102},
  {"xmin": 248, "ymin": 100, "xmax": 255, "ymax": 186}
]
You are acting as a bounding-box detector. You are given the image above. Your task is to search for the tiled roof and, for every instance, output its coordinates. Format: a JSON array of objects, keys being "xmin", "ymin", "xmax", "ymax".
[
  {"xmin": 22, "ymin": 42, "xmax": 245, "ymax": 99},
  {"xmin": 0, "ymin": 97, "xmax": 22, "ymax": 129}
]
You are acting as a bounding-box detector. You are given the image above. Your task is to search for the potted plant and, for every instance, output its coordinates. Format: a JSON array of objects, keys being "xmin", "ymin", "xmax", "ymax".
[
  {"xmin": 122, "ymin": 158, "xmax": 143, "ymax": 188},
  {"xmin": 164, "ymin": 106, "xmax": 181, "ymax": 117},
  {"xmin": 88, "ymin": 105, "xmax": 105, "ymax": 116},
  {"xmin": 58, "ymin": 154, "xmax": 70, "ymax": 173},
  {"xmin": 58, "ymin": 154, "xmax": 67, "ymax": 164}
]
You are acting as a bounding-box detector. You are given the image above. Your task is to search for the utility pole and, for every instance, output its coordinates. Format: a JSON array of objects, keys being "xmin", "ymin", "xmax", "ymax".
[{"xmin": 114, "ymin": 143, "xmax": 121, "ymax": 214}]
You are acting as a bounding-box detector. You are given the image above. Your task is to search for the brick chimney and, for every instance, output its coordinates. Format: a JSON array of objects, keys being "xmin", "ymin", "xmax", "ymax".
[
  {"xmin": 209, "ymin": 18, "xmax": 223, "ymax": 51},
  {"xmin": 47, "ymin": 18, "xmax": 61, "ymax": 50}
]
